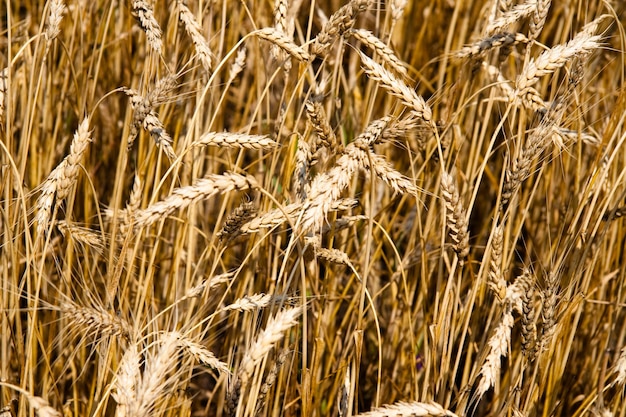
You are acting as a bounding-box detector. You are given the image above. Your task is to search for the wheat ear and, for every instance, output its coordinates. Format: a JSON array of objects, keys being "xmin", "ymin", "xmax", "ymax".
[
  {"xmin": 310, "ymin": 0, "xmax": 371, "ymax": 57},
  {"xmin": 45, "ymin": 0, "xmax": 66, "ymax": 42},
  {"xmin": 516, "ymin": 17, "xmax": 604, "ymax": 98},
  {"xmin": 485, "ymin": 0, "xmax": 538, "ymax": 36},
  {"xmin": 36, "ymin": 118, "xmax": 92, "ymax": 235},
  {"xmin": 353, "ymin": 401, "xmax": 458, "ymax": 417},
  {"xmin": 131, "ymin": 0, "xmax": 163, "ymax": 54},
  {"xmin": 359, "ymin": 53, "xmax": 434, "ymax": 127},
  {"xmin": 255, "ymin": 27, "xmax": 310, "ymax": 62},
  {"xmin": 237, "ymin": 308, "xmax": 301, "ymax": 389},
  {"xmin": 440, "ymin": 171, "xmax": 470, "ymax": 260},
  {"xmin": 193, "ymin": 131, "xmax": 279, "ymax": 150},
  {"xmin": 134, "ymin": 172, "xmax": 258, "ymax": 228},
  {"xmin": 177, "ymin": 0, "xmax": 212, "ymax": 71},
  {"xmin": 528, "ymin": 0, "xmax": 551, "ymax": 41},
  {"xmin": 477, "ymin": 305, "xmax": 514, "ymax": 398},
  {"xmin": 456, "ymin": 32, "xmax": 529, "ymax": 59},
  {"xmin": 348, "ymin": 29, "xmax": 408, "ymax": 77}
]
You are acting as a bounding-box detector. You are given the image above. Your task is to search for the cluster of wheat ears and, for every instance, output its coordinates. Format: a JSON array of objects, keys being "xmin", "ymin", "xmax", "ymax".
[{"xmin": 1, "ymin": 0, "xmax": 626, "ymax": 416}]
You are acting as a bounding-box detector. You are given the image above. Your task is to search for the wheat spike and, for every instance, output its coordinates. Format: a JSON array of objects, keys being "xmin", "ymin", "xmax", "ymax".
[
  {"xmin": 255, "ymin": 27, "xmax": 310, "ymax": 62},
  {"xmin": 477, "ymin": 305, "xmax": 514, "ymax": 398},
  {"xmin": 348, "ymin": 29, "xmax": 408, "ymax": 77},
  {"xmin": 131, "ymin": 0, "xmax": 162, "ymax": 54},
  {"xmin": 485, "ymin": 0, "xmax": 538, "ymax": 36},
  {"xmin": 516, "ymin": 17, "xmax": 604, "ymax": 98},
  {"xmin": 237, "ymin": 308, "xmax": 301, "ymax": 389},
  {"xmin": 178, "ymin": 0, "xmax": 212, "ymax": 71},
  {"xmin": 359, "ymin": 53, "xmax": 434, "ymax": 127},
  {"xmin": 45, "ymin": 0, "xmax": 66, "ymax": 42},
  {"xmin": 134, "ymin": 172, "xmax": 258, "ymax": 228},
  {"xmin": 455, "ymin": 32, "xmax": 529, "ymax": 59},
  {"xmin": 310, "ymin": 0, "xmax": 371, "ymax": 57},
  {"xmin": 528, "ymin": 0, "xmax": 551, "ymax": 41},
  {"xmin": 353, "ymin": 401, "xmax": 458, "ymax": 417},
  {"xmin": 36, "ymin": 118, "xmax": 92, "ymax": 235},
  {"xmin": 440, "ymin": 171, "xmax": 469, "ymax": 259},
  {"xmin": 193, "ymin": 131, "xmax": 279, "ymax": 150}
]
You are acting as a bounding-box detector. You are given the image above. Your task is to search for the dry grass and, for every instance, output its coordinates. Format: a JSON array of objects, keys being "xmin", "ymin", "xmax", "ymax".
[{"xmin": 2, "ymin": 1, "xmax": 626, "ymax": 417}]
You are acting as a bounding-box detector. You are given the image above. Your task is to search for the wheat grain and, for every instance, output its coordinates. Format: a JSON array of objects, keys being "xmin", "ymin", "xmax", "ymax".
[
  {"xmin": 112, "ymin": 344, "xmax": 141, "ymax": 417},
  {"xmin": 176, "ymin": 334, "xmax": 230, "ymax": 375},
  {"xmin": 539, "ymin": 271, "xmax": 559, "ymax": 353},
  {"xmin": 177, "ymin": 0, "xmax": 212, "ymax": 71},
  {"xmin": 238, "ymin": 199, "xmax": 358, "ymax": 235},
  {"xmin": 134, "ymin": 172, "xmax": 258, "ymax": 228},
  {"xmin": 615, "ymin": 347, "xmax": 626, "ymax": 386},
  {"xmin": 294, "ymin": 139, "xmax": 312, "ymax": 201},
  {"xmin": 61, "ymin": 301, "xmax": 132, "ymax": 339},
  {"xmin": 519, "ymin": 269, "xmax": 538, "ymax": 361},
  {"xmin": 26, "ymin": 397, "xmax": 62, "ymax": 417},
  {"xmin": 391, "ymin": 0, "xmax": 409, "ymax": 22},
  {"xmin": 217, "ymin": 200, "xmax": 257, "ymax": 241},
  {"xmin": 228, "ymin": 47, "xmax": 247, "ymax": 84},
  {"xmin": 131, "ymin": 332, "xmax": 180, "ymax": 417},
  {"xmin": 353, "ymin": 401, "xmax": 458, "ymax": 417},
  {"xmin": 488, "ymin": 225, "xmax": 507, "ymax": 302},
  {"xmin": 305, "ymin": 100, "xmax": 339, "ymax": 153},
  {"xmin": 223, "ymin": 293, "xmax": 274, "ymax": 312},
  {"xmin": 477, "ymin": 305, "xmax": 514, "ymax": 398},
  {"xmin": 131, "ymin": 0, "xmax": 163, "ymax": 54}
]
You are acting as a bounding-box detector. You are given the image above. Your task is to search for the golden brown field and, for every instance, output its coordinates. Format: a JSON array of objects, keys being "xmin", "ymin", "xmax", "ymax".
[{"xmin": 2, "ymin": 0, "xmax": 626, "ymax": 416}]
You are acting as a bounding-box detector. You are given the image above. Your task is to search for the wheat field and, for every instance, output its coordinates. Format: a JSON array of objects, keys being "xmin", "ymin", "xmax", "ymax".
[{"xmin": 1, "ymin": 0, "xmax": 626, "ymax": 416}]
